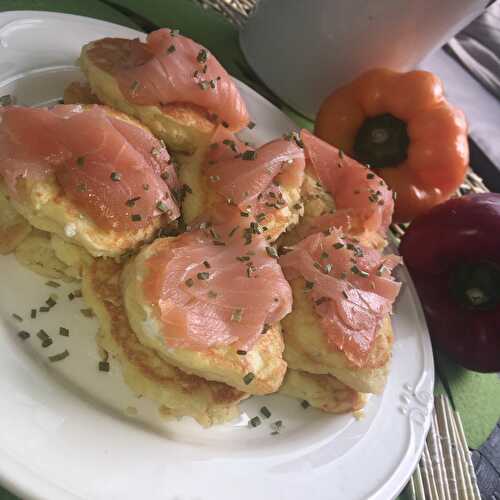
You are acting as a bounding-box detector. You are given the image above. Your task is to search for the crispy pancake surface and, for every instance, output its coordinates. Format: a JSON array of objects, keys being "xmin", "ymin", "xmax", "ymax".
[{"xmin": 82, "ymin": 258, "xmax": 245, "ymax": 427}]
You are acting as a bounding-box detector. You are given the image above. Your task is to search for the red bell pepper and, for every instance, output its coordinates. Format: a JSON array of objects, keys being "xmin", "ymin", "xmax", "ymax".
[{"xmin": 400, "ymin": 193, "xmax": 500, "ymax": 372}]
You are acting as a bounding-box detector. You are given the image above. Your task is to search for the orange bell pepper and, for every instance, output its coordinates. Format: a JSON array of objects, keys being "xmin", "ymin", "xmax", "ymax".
[{"xmin": 315, "ymin": 69, "xmax": 469, "ymax": 223}]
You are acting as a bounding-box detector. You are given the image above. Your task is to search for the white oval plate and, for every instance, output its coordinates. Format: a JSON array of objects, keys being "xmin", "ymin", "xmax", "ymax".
[{"xmin": 0, "ymin": 11, "xmax": 434, "ymax": 500}]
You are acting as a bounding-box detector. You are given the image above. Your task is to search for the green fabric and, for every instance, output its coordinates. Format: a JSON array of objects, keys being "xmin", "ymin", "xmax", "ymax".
[{"xmin": 0, "ymin": 1, "xmax": 498, "ymax": 499}]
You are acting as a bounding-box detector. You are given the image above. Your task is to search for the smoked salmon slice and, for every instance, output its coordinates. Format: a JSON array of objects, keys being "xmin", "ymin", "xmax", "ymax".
[
  {"xmin": 301, "ymin": 130, "xmax": 394, "ymax": 236},
  {"xmin": 143, "ymin": 206, "xmax": 293, "ymax": 351},
  {"xmin": 85, "ymin": 29, "xmax": 250, "ymax": 132},
  {"xmin": 280, "ymin": 228, "xmax": 401, "ymax": 366},
  {"xmin": 202, "ymin": 130, "xmax": 305, "ymax": 240},
  {"xmin": 0, "ymin": 105, "xmax": 180, "ymax": 232}
]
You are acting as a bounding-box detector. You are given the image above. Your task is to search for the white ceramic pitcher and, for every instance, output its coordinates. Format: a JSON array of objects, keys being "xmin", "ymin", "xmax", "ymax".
[{"xmin": 240, "ymin": 0, "xmax": 490, "ymax": 118}]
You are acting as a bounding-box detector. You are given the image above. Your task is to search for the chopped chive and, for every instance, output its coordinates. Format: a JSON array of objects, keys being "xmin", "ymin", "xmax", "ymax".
[
  {"xmin": 293, "ymin": 203, "xmax": 302, "ymax": 210},
  {"xmin": 320, "ymin": 252, "xmax": 329, "ymax": 259},
  {"xmin": 46, "ymin": 297, "xmax": 57, "ymax": 308},
  {"xmin": 249, "ymin": 416, "xmax": 261, "ymax": 428},
  {"xmin": 256, "ymin": 212, "xmax": 266, "ymax": 222},
  {"xmin": 76, "ymin": 156, "xmax": 85, "ymax": 167},
  {"xmin": 30, "ymin": 309, "xmax": 37, "ymax": 319},
  {"xmin": 49, "ymin": 350, "xmax": 69, "ymax": 363},
  {"xmin": 130, "ymin": 80, "xmax": 140, "ymax": 93},
  {"xmin": 17, "ymin": 331, "xmax": 30, "ymax": 340},
  {"xmin": 367, "ymin": 173, "xmax": 375, "ymax": 179},
  {"xmin": 42, "ymin": 338, "xmax": 53, "ymax": 348},
  {"xmin": 270, "ymin": 420, "xmax": 283, "ymax": 433},
  {"xmin": 339, "ymin": 149, "xmax": 344, "ymax": 159},
  {"xmin": 324, "ymin": 263, "xmax": 333, "ymax": 274},
  {"xmin": 143, "ymin": 184, "xmax": 150, "ymax": 191},
  {"xmin": 228, "ymin": 226, "xmax": 239, "ymax": 237},
  {"xmin": 11, "ymin": 313, "xmax": 23, "ymax": 322},
  {"xmin": 314, "ymin": 296, "xmax": 330, "ymax": 306},
  {"xmin": 126, "ymin": 196, "xmax": 141, "ymax": 207},
  {"xmin": 207, "ymin": 290, "xmax": 218, "ymax": 298},
  {"xmin": 156, "ymin": 201, "xmax": 169, "ymax": 213},
  {"xmin": 247, "ymin": 121, "xmax": 256, "ymax": 129},
  {"xmin": 351, "ymin": 265, "xmax": 369, "ymax": 277},
  {"xmin": 241, "ymin": 150, "xmax": 257, "ymax": 161},
  {"xmin": 80, "ymin": 308, "xmax": 94, "ymax": 318},
  {"xmin": 239, "ymin": 210, "xmax": 250, "ymax": 217},
  {"xmin": 202, "ymin": 261, "xmax": 211, "ymax": 269},
  {"xmin": 261, "ymin": 323, "xmax": 271, "ymax": 335},
  {"xmin": 266, "ymin": 246, "xmax": 278, "ymax": 259},
  {"xmin": 131, "ymin": 214, "xmax": 142, "ymax": 222},
  {"xmin": 197, "ymin": 48, "xmax": 208, "ymax": 64},
  {"xmin": 221, "ymin": 121, "xmax": 229, "ymax": 128},
  {"xmin": 67, "ymin": 293, "xmax": 75, "ymax": 301},
  {"xmin": 59, "ymin": 327, "xmax": 69, "ymax": 337},
  {"xmin": 39, "ymin": 306, "xmax": 50, "ymax": 313},
  {"xmin": 236, "ymin": 349, "xmax": 247, "ymax": 355},
  {"xmin": 197, "ymin": 272, "xmax": 210, "ymax": 280},
  {"xmin": 260, "ymin": 406, "xmax": 271, "ymax": 418},
  {"xmin": 0, "ymin": 94, "xmax": 15, "ymax": 107},
  {"xmin": 166, "ymin": 44, "xmax": 176, "ymax": 54},
  {"xmin": 243, "ymin": 372, "xmax": 255, "ymax": 385},
  {"xmin": 231, "ymin": 308, "xmax": 243, "ymax": 322},
  {"xmin": 301, "ymin": 400, "xmax": 310, "ymax": 409},
  {"xmin": 342, "ymin": 290, "xmax": 349, "ymax": 299},
  {"xmin": 45, "ymin": 280, "xmax": 61, "ymax": 288},
  {"xmin": 98, "ymin": 361, "xmax": 110, "ymax": 372},
  {"xmin": 236, "ymin": 255, "xmax": 250, "ymax": 262},
  {"xmin": 110, "ymin": 172, "xmax": 122, "ymax": 182},
  {"xmin": 185, "ymin": 278, "xmax": 194, "ymax": 288},
  {"xmin": 304, "ymin": 281, "xmax": 315, "ymax": 292},
  {"xmin": 198, "ymin": 81, "xmax": 210, "ymax": 91}
]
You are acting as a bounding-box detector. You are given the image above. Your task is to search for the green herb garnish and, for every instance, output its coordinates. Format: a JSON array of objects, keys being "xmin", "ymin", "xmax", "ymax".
[
  {"xmin": 197, "ymin": 272, "xmax": 210, "ymax": 280},
  {"xmin": 131, "ymin": 214, "xmax": 142, "ymax": 222},
  {"xmin": 46, "ymin": 280, "xmax": 61, "ymax": 288},
  {"xmin": 98, "ymin": 361, "xmax": 110, "ymax": 372},
  {"xmin": 249, "ymin": 416, "xmax": 261, "ymax": 428},
  {"xmin": 49, "ymin": 350, "xmax": 69, "ymax": 363},
  {"xmin": 185, "ymin": 278, "xmax": 194, "ymax": 288},
  {"xmin": 80, "ymin": 308, "xmax": 94, "ymax": 318},
  {"xmin": 59, "ymin": 327, "xmax": 69, "ymax": 337},
  {"xmin": 197, "ymin": 48, "xmax": 208, "ymax": 64},
  {"xmin": 11, "ymin": 313, "xmax": 22, "ymax": 322},
  {"xmin": 110, "ymin": 172, "xmax": 122, "ymax": 182},
  {"xmin": 301, "ymin": 400, "xmax": 310, "ymax": 409},
  {"xmin": 231, "ymin": 308, "xmax": 243, "ymax": 322},
  {"xmin": 166, "ymin": 44, "xmax": 176, "ymax": 54},
  {"xmin": 260, "ymin": 406, "xmax": 271, "ymax": 418},
  {"xmin": 236, "ymin": 350, "xmax": 247, "ymax": 356},
  {"xmin": 17, "ymin": 331, "xmax": 30, "ymax": 340},
  {"xmin": 241, "ymin": 150, "xmax": 257, "ymax": 161},
  {"xmin": 266, "ymin": 246, "xmax": 278, "ymax": 259}
]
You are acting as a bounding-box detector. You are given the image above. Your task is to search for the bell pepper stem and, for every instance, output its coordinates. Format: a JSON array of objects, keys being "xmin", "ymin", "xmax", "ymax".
[{"xmin": 353, "ymin": 113, "xmax": 410, "ymax": 168}]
